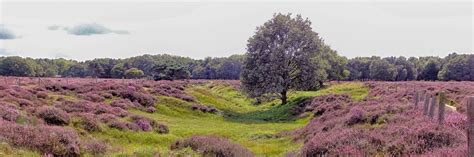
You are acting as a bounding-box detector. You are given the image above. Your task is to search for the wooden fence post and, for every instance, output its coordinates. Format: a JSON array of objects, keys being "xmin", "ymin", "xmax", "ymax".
[
  {"xmin": 428, "ymin": 94, "xmax": 437, "ymax": 119},
  {"xmin": 17, "ymin": 78, "xmax": 20, "ymax": 87},
  {"xmin": 468, "ymin": 97, "xmax": 474, "ymax": 157},
  {"xmin": 414, "ymin": 91, "xmax": 420, "ymax": 109},
  {"xmin": 423, "ymin": 93, "xmax": 430, "ymax": 115},
  {"xmin": 438, "ymin": 92, "xmax": 446, "ymax": 125}
]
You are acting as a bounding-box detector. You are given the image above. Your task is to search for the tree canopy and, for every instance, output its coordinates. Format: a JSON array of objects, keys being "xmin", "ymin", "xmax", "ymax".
[{"xmin": 241, "ymin": 13, "xmax": 323, "ymax": 104}]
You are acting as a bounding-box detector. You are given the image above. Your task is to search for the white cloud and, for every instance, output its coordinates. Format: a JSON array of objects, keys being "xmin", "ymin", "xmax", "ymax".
[{"xmin": 49, "ymin": 23, "xmax": 130, "ymax": 36}]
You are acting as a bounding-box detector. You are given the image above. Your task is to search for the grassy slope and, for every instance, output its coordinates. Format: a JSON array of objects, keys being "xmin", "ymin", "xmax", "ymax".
[{"xmin": 2, "ymin": 82, "xmax": 368, "ymax": 157}]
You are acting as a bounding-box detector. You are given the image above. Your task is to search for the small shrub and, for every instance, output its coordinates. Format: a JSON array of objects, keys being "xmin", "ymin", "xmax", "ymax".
[
  {"xmin": 118, "ymin": 90, "xmax": 155, "ymax": 107},
  {"xmin": 145, "ymin": 106, "xmax": 157, "ymax": 113},
  {"xmin": 36, "ymin": 106, "xmax": 70, "ymax": 126},
  {"xmin": 83, "ymin": 139, "xmax": 107, "ymax": 155},
  {"xmin": 98, "ymin": 113, "xmax": 117, "ymax": 123},
  {"xmin": 345, "ymin": 107, "xmax": 366, "ymax": 126},
  {"xmin": 77, "ymin": 113, "xmax": 102, "ymax": 132},
  {"xmin": 156, "ymin": 124, "xmax": 169, "ymax": 134},
  {"xmin": 108, "ymin": 120, "xmax": 128, "ymax": 131},
  {"xmin": 110, "ymin": 99, "xmax": 134, "ymax": 110},
  {"xmin": 79, "ymin": 93, "xmax": 104, "ymax": 102},
  {"xmin": 190, "ymin": 104, "xmax": 219, "ymax": 114},
  {"xmin": 170, "ymin": 135, "xmax": 253, "ymax": 157},
  {"xmin": 36, "ymin": 92, "xmax": 48, "ymax": 99},
  {"xmin": 55, "ymin": 101, "xmax": 95, "ymax": 113},
  {"xmin": 0, "ymin": 103, "xmax": 20, "ymax": 122},
  {"xmin": 130, "ymin": 115, "xmax": 169, "ymax": 133}
]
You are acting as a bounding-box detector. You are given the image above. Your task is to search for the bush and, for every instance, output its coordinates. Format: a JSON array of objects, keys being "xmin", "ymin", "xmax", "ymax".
[
  {"xmin": 118, "ymin": 90, "xmax": 156, "ymax": 107},
  {"xmin": 153, "ymin": 82, "xmax": 196, "ymax": 102},
  {"xmin": 82, "ymin": 139, "xmax": 107, "ymax": 155},
  {"xmin": 170, "ymin": 135, "xmax": 253, "ymax": 157},
  {"xmin": 145, "ymin": 106, "xmax": 157, "ymax": 113},
  {"xmin": 190, "ymin": 104, "xmax": 219, "ymax": 114},
  {"xmin": 130, "ymin": 115, "xmax": 169, "ymax": 134},
  {"xmin": 0, "ymin": 120, "xmax": 81, "ymax": 156},
  {"xmin": 55, "ymin": 101, "xmax": 95, "ymax": 113},
  {"xmin": 36, "ymin": 92, "xmax": 48, "ymax": 99},
  {"xmin": 107, "ymin": 120, "xmax": 141, "ymax": 132},
  {"xmin": 36, "ymin": 106, "xmax": 70, "ymax": 126},
  {"xmin": 345, "ymin": 107, "xmax": 366, "ymax": 126},
  {"xmin": 79, "ymin": 93, "xmax": 104, "ymax": 102},
  {"xmin": 77, "ymin": 113, "xmax": 102, "ymax": 132},
  {"xmin": 98, "ymin": 113, "xmax": 117, "ymax": 123},
  {"xmin": 0, "ymin": 102, "xmax": 20, "ymax": 122},
  {"xmin": 110, "ymin": 99, "xmax": 134, "ymax": 110},
  {"xmin": 108, "ymin": 120, "xmax": 129, "ymax": 131}
]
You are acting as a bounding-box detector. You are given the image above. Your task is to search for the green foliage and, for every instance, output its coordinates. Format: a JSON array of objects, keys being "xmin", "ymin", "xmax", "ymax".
[
  {"xmin": 0, "ymin": 56, "xmax": 37, "ymax": 76},
  {"xmin": 438, "ymin": 53, "xmax": 474, "ymax": 81},
  {"xmin": 369, "ymin": 59, "xmax": 397, "ymax": 81},
  {"xmin": 124, "ymin": 68, "xmax": 144, "ymax": 79},
  {"xmin": 152, "ymin": 64, "xmax": 189, "ymax": 81},
  {"xmin": 241, "ymin": 13, "xmax": 323, "ymax": 104}
]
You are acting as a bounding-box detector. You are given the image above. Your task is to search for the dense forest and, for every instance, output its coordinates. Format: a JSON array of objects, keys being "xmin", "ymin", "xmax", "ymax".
[{"xmin": 0, "ymin": 52, "xmax": 472, "ymax": 81}]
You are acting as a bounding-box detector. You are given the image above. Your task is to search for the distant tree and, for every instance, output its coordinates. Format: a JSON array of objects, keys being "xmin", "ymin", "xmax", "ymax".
[
  {"xmin": 34, "ymin": 59, "xmax": 58, "ymax": 77},
  {"xmin": 152, "ymin": 64, "xmax": 189, "ymax": 81},
  {"xmin": 393, "ymin": 57, "xmax": 416, "ymax": 81},
  {"xmin": 241, "ymin": 13, "xmax": 322, "ymax": 104},
  {"xmin": 0, "ymin": 56, "xmax": 36, "ymax": 76},
  {"xmin": 54, "ymin": 58, "xmax": 73, "ymax": 76},
  {"xmin": 111, "ymin": 63, "xmax": 128, "ymax": 78},
  {"xmin": 369, "ymin": 59, "xmax": 397, "ymax": 81},
  {"xmin": 216, "ymin": 55, "xmax": 243, "ymax": 80},
  {"xmin": 347, "ymin": 57, "xmax": 371, "ymax": 81},
  {"xmin": 420, "ymin": 59, "xmax": 441, "ymax": 81},
  {"xmin": 314, "ymin": 44, "xmax": 348, "ymax": 85},
  {"xmin": 438, "ymin": 53, "xmax": 474, "ymax": 81},
  {"xmin": 124, "ymin": 68, "xmax": 144, "ymax": 79},
  {"xmin": 66, "ymin": 64, "xmax": 88, "ymax": 77}
]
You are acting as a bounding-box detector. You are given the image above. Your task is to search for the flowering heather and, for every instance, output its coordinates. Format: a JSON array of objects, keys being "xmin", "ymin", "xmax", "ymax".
[
  {"xmin": 153, "ymin": 81, "xmax": 196, "ymax": 102},
  {"xmin": 36, "ymin": 92, "xmax": 48, "ymax": 99},
  {"xmin": 130, "ymin": 115, "xmax": 169, "ymax": 134},
  {"xmin": 78, "ymin": 92, "xmax": 105, "ymax": 102},
  {"xmin": 303, "ymin": 94, "xmax": 351, "ymax": 116},
  {"xmin": 54, "ymin": 101, "xmax": 96, "ymax": 113},
  {"xmin": 82, "ymin": 139, "xmax": 108, "ymax": 155},
  {"xmin": 110, "ymin": 99, "xmax": 135, "ymax": 110},
  {"xmin": 294, "ymin": 81, "xmax": 470, "ymax": 156},
  {"xmin": 36, "ymin": 106, "xmax": 70, "ymax": 126},
  {"xmin": 170, "ymin": 135, "xmax": 254, "ymax": 157},
  {"xmin": 190, "ymin": 104, "xmax": 219, "ymax": 113},
  {"xmin": 0, "ymin": 102, "xmax": 20, "ymax": 122},
  {"xmin": 0, "ymin": 120, "xmax": 81, "ymax": 156},
  {"xmin": 75, "ymin": 113, "xmax": 102, "ymax": 132},
  {"xmin": 118, "ymin": 90, "xmax": 156, "ymax": 107}
]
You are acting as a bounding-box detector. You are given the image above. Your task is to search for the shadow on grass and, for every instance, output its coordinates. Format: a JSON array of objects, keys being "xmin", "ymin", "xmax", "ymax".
[{"xmin": 222, "ymin": 97, "xmax": 310, "ymax": 123}]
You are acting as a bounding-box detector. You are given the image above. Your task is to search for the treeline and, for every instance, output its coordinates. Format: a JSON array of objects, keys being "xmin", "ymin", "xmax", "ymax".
[
  {"xmin": 347, "ymin": 53, "xmax": 474, "ymax": 81},
  {"xmin": 0, "ymin": 52, "xmax": 472, "ymax": 81},
  {"xmin": 0, "ymin": 54, "xmax": 243, "ymax": 80}
]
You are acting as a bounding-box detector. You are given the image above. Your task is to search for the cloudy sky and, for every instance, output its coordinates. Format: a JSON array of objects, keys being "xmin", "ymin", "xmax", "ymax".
[{"xmin": 0, "ymin": 0, "xmax": 472, "ymax": 60}]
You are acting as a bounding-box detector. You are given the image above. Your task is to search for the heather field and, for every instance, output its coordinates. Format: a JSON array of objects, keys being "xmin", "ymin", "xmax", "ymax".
[{"xmin": 0, "ymin": 77, "xmax": 471, "ymax": 156}]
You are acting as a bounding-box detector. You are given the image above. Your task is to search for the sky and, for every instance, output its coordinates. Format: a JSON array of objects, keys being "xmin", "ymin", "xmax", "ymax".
[{"xmin": 0, "ymin": 0, "xmax": 472, "ymax": 61}]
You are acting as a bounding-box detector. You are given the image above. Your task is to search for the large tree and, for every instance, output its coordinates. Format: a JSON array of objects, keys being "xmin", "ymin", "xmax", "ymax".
[
  {"xmin": 369, "ymin": 59, "xmax": 397, "ymax": 81},
  {"xmin": 241, "ymin": 13, "xmax": 322, "ymax": 104}
]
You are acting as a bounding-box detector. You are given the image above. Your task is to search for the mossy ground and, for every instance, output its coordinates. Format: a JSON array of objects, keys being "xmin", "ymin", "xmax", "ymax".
[{"xmin": 1, "ymin": 82, "xmax": 368, "ymax": 157}]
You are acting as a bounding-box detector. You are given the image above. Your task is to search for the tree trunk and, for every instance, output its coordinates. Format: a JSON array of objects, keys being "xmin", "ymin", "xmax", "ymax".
[
  {"xmin": 281, "ymin": 90, "xmax": 287, "ymax": 105},
  {"xmin": 319, "ymin": 81, "xmax": 324, "ymax": 88}
]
